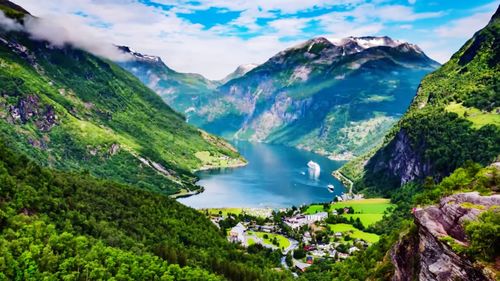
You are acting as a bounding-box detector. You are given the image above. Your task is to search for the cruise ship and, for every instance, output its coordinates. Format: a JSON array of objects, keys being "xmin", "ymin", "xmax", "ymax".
[{"xmin": 307, "ymin": 161, "xmax": 321, "ymax": 172}]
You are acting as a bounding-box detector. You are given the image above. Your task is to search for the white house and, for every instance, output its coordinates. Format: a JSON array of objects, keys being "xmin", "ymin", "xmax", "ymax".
[
  {"xmin": 228, "ymin": 223, "xmax": 246, "ymax": 244},
  {"xmin": 305, "ymin": 212, "xmax": 328, "ymax": 222}
]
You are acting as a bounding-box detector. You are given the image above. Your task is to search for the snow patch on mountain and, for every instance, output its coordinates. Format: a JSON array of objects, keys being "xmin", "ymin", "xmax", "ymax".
[{"xmin": 220, "ymin": 63, "xmax": 259, "ymax": 84}]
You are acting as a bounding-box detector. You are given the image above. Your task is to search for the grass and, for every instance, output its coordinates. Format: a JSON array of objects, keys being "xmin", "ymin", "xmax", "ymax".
[
  {"xmin": 331, "ymin": 198, "xmax": 394, "ymax": 214},
  {"xmin": 342, "ymin": 214, "xmax": 385, "ymax": 227},
  {"xmin": 332, "ymin": 198, "xmax": 393, "ymax": 227},
  {"xmin": 247, "ymin": 238, "xmax": 255, "ymax": 246},
  {"xmin": 195, "ymin": 150, "xmax": 245, "ymax": 168},
  {"xmin": 304, "ymin": 199, "xmax": 394, "ymax": 227},
  {"xmin": 304, "ymin": 205, "xmax": 327, "ymax": 214},
  {"xmin": 446, "ymin": 103, "xmax": 500, "ymax": 129},
  {"xmin": 248, "ymin": 231, "xmax": 291, "ymax": 249},
  {"xmin": 329, "ymin": 223, "xmax": 380, "ymax": 244},
  {"xmin": 205, "ymin": 208, "xmax": 243, "ymax": 216}
]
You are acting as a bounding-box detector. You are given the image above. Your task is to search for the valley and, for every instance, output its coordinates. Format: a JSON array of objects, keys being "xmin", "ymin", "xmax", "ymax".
[
  {"xmin": 120, "ymin": 36, "xmax": 440, "ymax": 161},
  {"xmin": 0, "ymin": 1, "xmax": 498, "ymax": 281}
]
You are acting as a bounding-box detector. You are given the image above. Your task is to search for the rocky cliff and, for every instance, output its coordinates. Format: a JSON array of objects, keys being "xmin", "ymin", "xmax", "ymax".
[
  {"xmin": 391, "ymin": 192, "xmax": 499, "ymax": 281},
  {"xmin": 352, "ymin": 7, "xmax": 500, "ymax": 193}
]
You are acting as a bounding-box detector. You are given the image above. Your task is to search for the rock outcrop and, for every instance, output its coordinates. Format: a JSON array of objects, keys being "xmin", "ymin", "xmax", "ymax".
[
  {"xmin": 368, "ymin": 129, "xmax": 432, "ymax": 186},
  {"xmin": 392, "ymin": 192, "xmax": 499, "ymax": 281}
]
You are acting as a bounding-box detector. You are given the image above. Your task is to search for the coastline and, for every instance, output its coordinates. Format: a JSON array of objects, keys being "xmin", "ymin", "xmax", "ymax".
[
  {"xmin": 332, "ymin": 170, "xmax": 353, "ymax": 194},
  {"xmin": 195, "ymin": 159, "xmax": 248, "ymax": 172},
  {"xmin": 172, "ymin": 159, "xmax": 248, "ymax": 200}
]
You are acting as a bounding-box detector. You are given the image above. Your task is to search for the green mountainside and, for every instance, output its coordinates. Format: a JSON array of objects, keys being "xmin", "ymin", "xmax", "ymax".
[
  {"xmin": 299, "ymin": 7, "xmax": 500, "ymax": 280},
  {"xmin": 120, "ymin": 37, "xmax": 439, "ymax": 160},
  {"xmin": 342, "ymin": 7, "xmax": 500, "ymax": 195},
  {"xmin": 0, "ymin": 6, "xmax": 244, "ymax": 196},
  {"xmin": 193, "ymin": 37, "xmax": 439, "ymax": 159},
  {"xmin": 117, "ymin": 46, "xmax": 221, "ymax": 121}
]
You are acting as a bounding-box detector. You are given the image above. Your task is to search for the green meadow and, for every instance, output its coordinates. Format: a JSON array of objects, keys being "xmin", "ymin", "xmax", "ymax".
[{"xmin": 329, "ymin": 223, "xmax": 380, "ymax": 243}]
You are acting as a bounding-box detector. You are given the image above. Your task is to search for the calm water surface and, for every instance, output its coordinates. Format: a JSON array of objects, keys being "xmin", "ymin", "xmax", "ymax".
[{"xmin": 178, "ymin": 141, "xmax": 346, "ymax": 208}]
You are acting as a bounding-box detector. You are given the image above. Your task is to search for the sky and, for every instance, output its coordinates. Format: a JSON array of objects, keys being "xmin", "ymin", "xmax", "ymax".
[{"xmin": 12, "ymin": 0, "xmax": 500, "ymax": 80}]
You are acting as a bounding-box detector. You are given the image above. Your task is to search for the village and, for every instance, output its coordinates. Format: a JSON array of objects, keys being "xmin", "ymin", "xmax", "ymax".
[{"xmin": 203, "ymin": 197, "xmax": 394, "ymax": 273}]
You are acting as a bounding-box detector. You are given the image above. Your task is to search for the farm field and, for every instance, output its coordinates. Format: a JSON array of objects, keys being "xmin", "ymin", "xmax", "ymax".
[
  {"xmin": 329, "ymin": 223, "xmax": 380, "ymax": 243},
  {"xmin": 248, "ymin": 231, "xmax": 291, "ymax": 249},
  {"xmin": 305, "ymin": 198, "xmax": 394, "ymax": 227}
]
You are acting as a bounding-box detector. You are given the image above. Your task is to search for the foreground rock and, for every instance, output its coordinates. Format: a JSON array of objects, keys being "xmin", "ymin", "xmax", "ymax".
[{"xmin": 392, "ymin": 192, "xmax": 499, "ymax": 281}]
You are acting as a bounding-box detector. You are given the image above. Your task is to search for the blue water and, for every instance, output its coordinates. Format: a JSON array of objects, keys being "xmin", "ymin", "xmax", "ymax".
[{"xmin": 178, "ymin": 141, "xmax": 346, "ymax": 208}]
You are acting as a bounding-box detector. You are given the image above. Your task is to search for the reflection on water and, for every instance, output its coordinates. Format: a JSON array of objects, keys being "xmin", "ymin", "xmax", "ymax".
[
  {"xmin": 178, "ymin": 141, "xmax": 346, "ymax": 208},
  {"xmin": 308, "ymin": 167, "xmax": 320, "ymax": 180}
]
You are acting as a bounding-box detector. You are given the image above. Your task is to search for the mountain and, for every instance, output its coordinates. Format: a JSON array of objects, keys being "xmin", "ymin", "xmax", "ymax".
[
  {"xmin": 317, "ymin": 8, "xmax": 500, "ymax": 281},
  {"xmin": 297, "ymin": 8, "xmax": 500, "ymax": 281},
  {"xmin": 118, "ymin": 46, "xmax": 220, "ymax": 121},
  {"xmin": 220, "ymin": 63, "xmax": 259, "ymax": 84},
  {"xmin": 192, "ymin": 36, "xmax": 440, "ymax": 159},
  {"xmin": 0, "ymin": 4, "xmax": 244, "ymax": 196},
  {"xmin": 346, "ymin": 7, "xmax": 500, "ymax": 195}
]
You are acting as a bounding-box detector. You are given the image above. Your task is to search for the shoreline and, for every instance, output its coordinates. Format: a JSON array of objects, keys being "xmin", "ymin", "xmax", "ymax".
[
  {"xmin": 332, "ymin": 170, "xmax": 354, "ymax": 194},
  {"xmin": 195, "ymin": 159, "xmax": 248, "ymax": 172},
  {"xmin": 170, "ymin": 187, "xmax": 204, "ymax": 199},
  {"xmin": 172, "ymin": 159, "xmax": 248, "ymax": 200}
]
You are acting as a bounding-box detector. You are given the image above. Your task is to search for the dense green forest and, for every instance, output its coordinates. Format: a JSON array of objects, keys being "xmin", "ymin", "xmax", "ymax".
[{"xmin": 0, "ymin": 140, "xmax": 289, "ymax": 280}]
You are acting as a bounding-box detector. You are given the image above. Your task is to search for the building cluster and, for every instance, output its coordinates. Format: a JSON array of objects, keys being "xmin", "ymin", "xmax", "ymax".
[{"xmin": 283, "ymin": 211, "xmax": 328, "ymax": 229}]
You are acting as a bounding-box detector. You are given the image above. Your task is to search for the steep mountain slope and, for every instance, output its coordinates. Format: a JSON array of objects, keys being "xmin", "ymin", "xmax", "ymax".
[
  {"xmin": 118, "ymin": 46, "xmax": 221, "ymax": 121},
  {"xmin": 350, "ymin": 7, "xmax": 500, "ymax": 195},
  {"xmin": 299, "ymin": 8, "xmax": 499, "ymax": 281},
  {"xmin": 194, "ymin": 36, "xmax": 439, "ymax": 159},
  {"xmin": 0, "ymin": 4, "xmax": 244, "ymax": 196}
]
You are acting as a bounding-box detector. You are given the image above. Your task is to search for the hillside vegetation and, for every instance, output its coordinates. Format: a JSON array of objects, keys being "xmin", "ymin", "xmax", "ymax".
[
  {"xmin": 343, "ymin": 8, "xmax": 500, "ymax": 195},
  {"xmin": 0, "ymin": 7, "xmax": 243, "ymax": 195},
  {"xmin": 0, "ymin": 140, "xmax": 289, "ymax": 280}
]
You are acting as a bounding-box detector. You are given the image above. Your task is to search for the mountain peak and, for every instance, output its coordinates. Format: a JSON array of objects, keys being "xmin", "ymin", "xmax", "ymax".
[
  {"xmin": 220, "ymin": 63, "xmax": 259, "ymax": 83},
  {"xmin": 0, "ymin": 0, "xmax": 30, "ymax": 16},
  {"xmin": 289, "ymin": 36, "xmax": 334, "ymax": 52},
  {"xmin": 331, "ymin": 36, "xmax": 404, "ymax": 49},
  {"xmin": 117, "ymin": 45, "xmax": 163, "ymax": 64}
]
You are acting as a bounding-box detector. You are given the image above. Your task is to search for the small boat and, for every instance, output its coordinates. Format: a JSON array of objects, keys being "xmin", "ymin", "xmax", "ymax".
[
  {"xmin": 327, "ymin": 184, "xmax": 335, "ymax": 192},
  {"xmin": 301, "ymin": 171, "xmax": 306, "ymax": 175},
  {"xmin": 307, "ymin": 161, "xmax": 321, "ymax": 172}
]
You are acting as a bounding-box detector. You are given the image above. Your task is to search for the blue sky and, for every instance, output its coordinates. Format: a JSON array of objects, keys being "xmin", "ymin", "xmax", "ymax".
[{"xmin": 14, "ymin": 0, "xmax": 500, "ymax": 79}]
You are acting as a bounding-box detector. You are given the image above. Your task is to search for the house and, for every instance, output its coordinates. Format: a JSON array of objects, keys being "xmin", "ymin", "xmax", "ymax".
[
  {"xmin": 304, "ymin": 245, "xmax": 316, "ymax": 251},
  {"xmin": 328, "ymin": 249, "xmax": 337, "ymax": 258},
  {"xmin": 305, "ymin": 212, "xmax": 328, "ymax": 222},
  {"xmin": 338, "ymin": 253, "xmax": 349, "ymax": 259},
  {"xmin": 306, "ymin": 256, "xmax": 314, "ymax": 264},
  {"xmin": 295, "ymin": 262, "xmax": 311, "ymax": 272},
  {"xmin": 311, "ymin": 250, "xmax": 325, "ymax": 257},
  {"xmin": 228, "ymin": 223, "xmax": 246, "ymax": 244},
  {"xmin": 348, "ymin": 246, "xmax": 359, "ymax": 254}
]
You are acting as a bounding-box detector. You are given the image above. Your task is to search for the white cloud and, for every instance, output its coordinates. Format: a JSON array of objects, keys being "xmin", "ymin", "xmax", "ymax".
[
  {"xmin": 348, "ymin": 4, "xmax": 443, "ymax": 22},
  {"xmin": 0, "ymin": 11, "xmax": 23, "ymax": 31},
  {"xmin": 10, "ymin": 0, "xmax": 497, "ymax": 79},
  {"xmin": 267, "ymin": 18, "xmax": 310, "ymax": 37},
  {"xmin": 435, "ymin": 11, "xmax": 492, "ymax": 39},
  {"xmin": 24, "ymin": 15, "xmax": 131, "ymax": 61}
]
